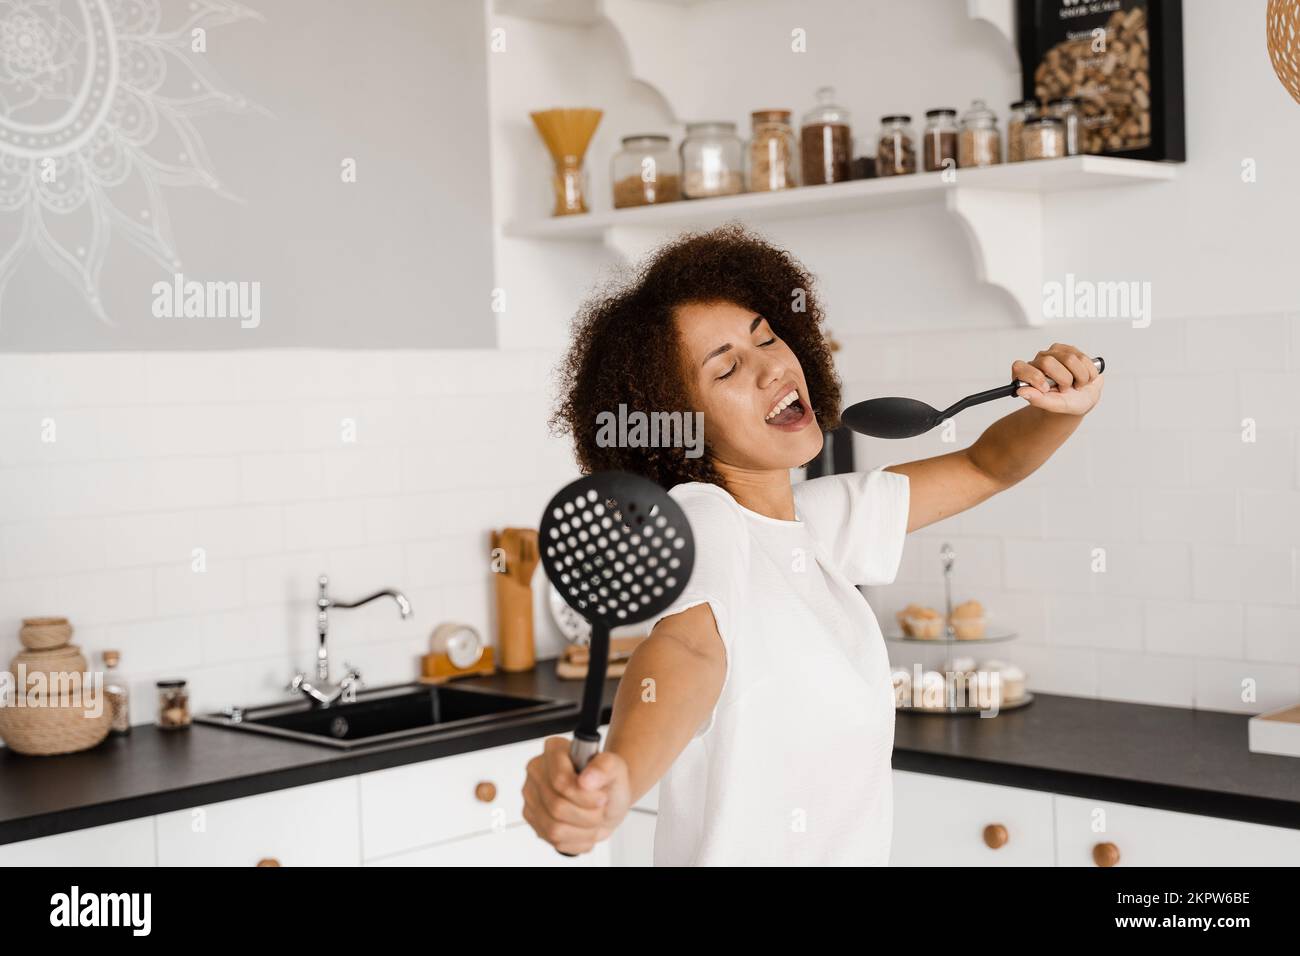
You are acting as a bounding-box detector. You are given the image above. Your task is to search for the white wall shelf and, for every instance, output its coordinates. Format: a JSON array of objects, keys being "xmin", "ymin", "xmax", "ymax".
[{"xmin": 502, "ymin": 155, "xmax": 1177, "ymax": 325}]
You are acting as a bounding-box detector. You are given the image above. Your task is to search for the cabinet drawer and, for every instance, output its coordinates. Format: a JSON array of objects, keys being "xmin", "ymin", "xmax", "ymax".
[
  {"xmin": 0, "ymin": 817, "xmax": 156, "ymax": 866},
  {"xmin": 1054, "ymin": 795, "xmax": 1300, "ymax": 866},
  {"xmin": 891, "ymin": 770, "xmax": 1055, "ymax": 866},
  {"xmin": 366, "ymin": 822, "xmax": 609, "ymax": 867},
  {"xmin": 155, "ymin": 777, "xmax": 360, "ymax": 866},
  {"xmin": 361, "ymin": 736, "xmax": 551, "ymax": 860}
]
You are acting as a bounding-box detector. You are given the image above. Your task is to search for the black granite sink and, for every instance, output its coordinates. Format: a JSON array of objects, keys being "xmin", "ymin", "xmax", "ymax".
[{"xmin": 193, "ymin": 681, "xmax": 578, "ymax": 750}]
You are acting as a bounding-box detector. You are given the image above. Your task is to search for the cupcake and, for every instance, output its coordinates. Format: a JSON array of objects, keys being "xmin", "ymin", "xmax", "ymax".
[
  {"xmin": 898, "ymin": 604, "xmax": 944, "ymax": 639},
  {"xmin": 950, "ymin": 599, "xmax": 986, "ymax": 639}
]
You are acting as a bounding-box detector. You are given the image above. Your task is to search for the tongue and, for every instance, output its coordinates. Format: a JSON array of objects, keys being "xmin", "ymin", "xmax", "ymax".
[{"xmin": 768, "ymin": 399, "xmax": 803, "ymax": 426}]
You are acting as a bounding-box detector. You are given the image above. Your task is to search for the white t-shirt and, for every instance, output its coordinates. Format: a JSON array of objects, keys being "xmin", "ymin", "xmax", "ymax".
[{"xmin": 645, "ymin": 465, "xmax": 911, "ymax": 866}]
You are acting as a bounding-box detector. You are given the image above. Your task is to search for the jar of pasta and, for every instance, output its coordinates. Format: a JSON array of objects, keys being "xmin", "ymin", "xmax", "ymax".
[
  {"xmin": 611, "ymin": 134, "xmax": 681, "ymax": 208},
  {"xmin": 747, "ymin": 110, "xmax": 799, "ymax": 191},
  {"xmin": 958, "ymin": 99, "xmax": 1002, "ymax": 168}
]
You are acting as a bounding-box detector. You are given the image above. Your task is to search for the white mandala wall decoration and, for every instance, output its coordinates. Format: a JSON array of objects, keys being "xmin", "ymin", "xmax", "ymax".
[{"xmin": 0, "ymin": 0, "xmax": 262, "ymax": 324}]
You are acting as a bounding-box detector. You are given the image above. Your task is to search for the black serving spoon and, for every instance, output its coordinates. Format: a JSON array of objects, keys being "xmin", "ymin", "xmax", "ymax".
[
  {"xmin": 537, "ymin": 470, "xmax": 695, "ymax": 856},
  {"xmin": 842, "ymin": 356, "xmax": 1105, "ymax": 439}
]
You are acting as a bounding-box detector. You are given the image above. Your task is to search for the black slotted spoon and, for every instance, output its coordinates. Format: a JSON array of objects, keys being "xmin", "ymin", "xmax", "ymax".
[
  {"xmin": 538, "ymin": 471, "xmax": 695, "ymax": 854},
  {"xmin": 842, "ymin": 356, "xmax": 1106, "ymax": 439}
]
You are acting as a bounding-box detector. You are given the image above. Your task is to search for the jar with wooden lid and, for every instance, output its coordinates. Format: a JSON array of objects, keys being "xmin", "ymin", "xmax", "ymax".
[
  {"xmin": 747, "ymin": 109, "xmax": 799, "ymax": 191},
  {"xmin": 922, "ymin": 108, "xmax": 958, "ymax": 172},
  {"xmin": 1047, "ymin": 97, "xmax": 1081, "ymax": 156},
  {"xmin": 875, "ymin": 115, "xmax": 916, "ymax": 177},
  {"xmin": 680, "ymin": 122, "xmax": 744, "ymax": 199},
  {"xmin": 958, "ymin": 99, "xmax": 1002, "ymax": 168},
  {"xmin": 799, "ymin": 86, "xmax": 852, "ymax": 185},
  {"xmin": 611, "ymin": 134, "xmax": 680, "ymax": 208},
  {"xmin": 1022, "ymin": 115, "xmax": 1065, "ymax": 161},
  {"xmin": 156, "ymin": 679, "xmax": 190, "ymax": 729},
  {"xmin": 1007, "ymin": 99, "xmax": 1039, "ymax": 162}
]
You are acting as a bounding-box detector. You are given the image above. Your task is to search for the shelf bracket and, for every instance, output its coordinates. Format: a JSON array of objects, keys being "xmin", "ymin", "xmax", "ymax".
[{"xmin": 945, "ymin": 187, "xmax": 1044, "ymax": 326}]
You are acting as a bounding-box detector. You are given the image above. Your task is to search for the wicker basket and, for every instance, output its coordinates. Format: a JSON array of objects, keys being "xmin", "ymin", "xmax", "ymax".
[
  {"xmin": 10, "ymin": 645, "xmax": 89, "ymax": 686},
  {"xmin": 1267, "ymin": 0, "xmax": 1300, "ymax": 105},
  {"xmin": 19, "ymin": 617, "xmax": 73, "ymax": 651},
  {"xmin": 0, "ymin": 689, "xmax": 111, "ymax": 756}
]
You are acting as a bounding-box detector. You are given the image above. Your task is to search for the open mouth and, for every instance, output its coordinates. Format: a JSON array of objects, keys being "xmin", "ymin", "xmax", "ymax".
[{"xmin": 764, "ymin": 388, "xmax": 812, "ymax": 429}]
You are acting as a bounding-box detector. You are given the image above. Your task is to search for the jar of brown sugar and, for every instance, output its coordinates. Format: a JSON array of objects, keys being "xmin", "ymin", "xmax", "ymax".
[
  {"xmin": 799, "ymin": 86, "xmax": 852, "ymax": 185},
  {"xmin": 922, "ymin": 108, "xmax": 958, "ymax": 172},
  {"xmin": 748, "ymin": 109, "xmax": 799, "ymax": 191},
  {"xmin": 611, "ymin": 134, "xmax": 681, "ymax": 208}
]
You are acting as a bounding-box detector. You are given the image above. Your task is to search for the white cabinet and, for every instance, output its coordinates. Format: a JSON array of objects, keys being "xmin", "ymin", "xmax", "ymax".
[
  {"xmin": 1053, "ymin": 795, "xmax": 1300, "ymax": 867},
  {"xmin": 155, "ymin": 776, "xmax": 360, "ymax": 866},
  {"xmin": 0, "ymin": 817, "xmax": 155, "ymax": 867},
  {"xmin": 367, "ymin": 822, "xmax": 610, "ymax": 866},
  {"xmin": 360, "ymin": 737, "xmax": 542, "ymax": 861},
  {"xmin": 890, "ymin": 770, "xmax": 1056, "ymax": 866}
]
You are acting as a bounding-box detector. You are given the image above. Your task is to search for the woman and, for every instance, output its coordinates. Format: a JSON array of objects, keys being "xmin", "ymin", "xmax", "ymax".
[{"xmin": 523, "ymin": 224, "xmax": 1103, "ymax": 865}]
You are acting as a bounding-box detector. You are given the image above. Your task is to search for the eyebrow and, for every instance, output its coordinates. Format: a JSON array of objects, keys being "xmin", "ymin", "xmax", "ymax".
[{"xmin": 700, "ymin": 315, "xmax": 764, "ymax": 368}]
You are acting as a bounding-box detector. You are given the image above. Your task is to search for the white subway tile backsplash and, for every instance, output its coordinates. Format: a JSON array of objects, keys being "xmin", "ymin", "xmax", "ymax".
[
  {"xmin": 1239, "ymin": 372, "xmax": 1300, "ymax": 431},
  {"xmin": 1044, "ymin": 593, "xmax": 1143, "ymax": 651},
  {"xmin": 1088, "ymin": 429, "xmax": 1188, "ymax": 487},
  {"xmin": 53, "ymin": 568, "xmax": 154, "ymax": 627},
  {"xmin": 1187, "ymin": 429, "xmax": 1295, "ymax": 491},
  {"xmin": 1185, "ymin": 315, "xmax": 1291, "ymax": 372},
  {"xmin": 1095, "ymin": 650, "xmax": 1196, "ymax": 708},
  {"xmin": 1093, "ymin": 540, "xmax": 1193, "ymax": 600},
  {"xmin": 1192, "ymin": 545, "xmax": 1296, "ymax": 605},
  {"xmin": 1002, "ymin": 538, "xmax": 1094, "ymax": 593},
  {"xmin": 1137, "ymin": 373, "xmax": 1240, "ymax": 430},
  {"xmin": 1192, "ymin": 658, "xmax": 1300, "ymax": 714},
  {"xmin": 1244, "ymin": 604, "xmax": 1300, "ymax": 665},
  {"xmin": 282, "ymin": 499, "xmax": 367, "ymax": 552},
  {"xmin": 1138, "ymin": 489, "xmax": 1238, "ymax": 544},
  {"xmin": 1142, "ymin": 599, "xmax": 1244, "ymax": 658},
  {"xmin": 1240, "ymin": 491, "xmax": 1300, "ymax": 548},
  {"xmin": 153, "ymin": 560, "xmax": 245, "ymax": 617}
]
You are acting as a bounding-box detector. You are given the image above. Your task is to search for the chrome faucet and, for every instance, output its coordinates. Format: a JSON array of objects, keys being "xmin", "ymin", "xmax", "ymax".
[{"xmin": 289, "ymin": 574, "xmax": 413, "ymax": 707}]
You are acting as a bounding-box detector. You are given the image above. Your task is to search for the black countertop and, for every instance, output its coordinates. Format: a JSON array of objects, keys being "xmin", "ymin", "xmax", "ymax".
[{"xmin": 2, "ymin": 663, "xmax": 1298, "ymax": 845}]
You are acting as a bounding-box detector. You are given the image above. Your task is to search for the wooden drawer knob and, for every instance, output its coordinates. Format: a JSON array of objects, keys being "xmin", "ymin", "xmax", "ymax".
[
  {"xmin": 475, "ymin": 780, "xmax": 497, "ymax": 803},
  {"xmin": 982, "ymin": 823, "xmax": 1009, "ymax": 849},
  {"xmin": 1092, "ymin": 842, "xmax": 1121, "ymax": 867},
  {"xmin": 256, "ymin": 857, "xmax": 281, "ymax": 867}
]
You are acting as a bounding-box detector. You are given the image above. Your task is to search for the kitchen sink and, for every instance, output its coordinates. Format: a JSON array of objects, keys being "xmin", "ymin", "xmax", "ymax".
[{"xmin": 194, "ymin": 681, "xmax": 578, "ymax": 750}]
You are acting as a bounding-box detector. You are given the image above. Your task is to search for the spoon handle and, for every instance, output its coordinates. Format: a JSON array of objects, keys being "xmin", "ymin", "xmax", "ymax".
[{"xmin": 1014, "ymin": 355, "xmax": 1105, "ymax": 391}]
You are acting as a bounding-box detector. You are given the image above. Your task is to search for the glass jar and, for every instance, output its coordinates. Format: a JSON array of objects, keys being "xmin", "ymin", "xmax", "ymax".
[
  {"xmin": 1047, "ymin": 97, "xmax": 1081, "ymax": 156},
  {"xmin": 799, "ymin": 86, "xmax": 852, "ymax": 185},
  {"xmin": 875, "ymin": 115, "xmax": 917, "ymax": 177},
  {"xmin": 1022, "ymin": 116, "xmax": 1065, "ymax": 161},
  {"xmin": 922, "ymin": 108, "xmax": 958, "ymax": 172},
  {"xmin": 1006, "ymin": 99, "xmax": 1038, "ymax": 163},
  {"xmin": 679, "ymin": 122, "xmax": 744, "ymax": 199},
  {"xmin": 958, "ymin": 99, "xmax": 1002, "ymax": 168},
  {"xmin": 103, "ymin": 649, "xmax": 130, "ymax": 735},
  {"xmin": 611, "ymin": 134, "xmax": 680, "ymax": 208},
  {"xmin": 747, "ymin": 109, "xmax": 799, "ymax": 191},
  {"xmin": 156, "ymin": 678, "xmax": 190, "ymax": 729}
]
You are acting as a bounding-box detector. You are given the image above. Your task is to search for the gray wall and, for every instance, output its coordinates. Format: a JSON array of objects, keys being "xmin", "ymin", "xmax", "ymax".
[{"xmin": 0, "ymin": 0, "xmax": 496, "ymax": 350}]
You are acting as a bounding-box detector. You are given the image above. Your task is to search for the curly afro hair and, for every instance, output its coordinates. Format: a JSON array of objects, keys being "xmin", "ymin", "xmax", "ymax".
[{"xmin": 548, "ymin": 222, "xmax": 842, "ymax": 491}]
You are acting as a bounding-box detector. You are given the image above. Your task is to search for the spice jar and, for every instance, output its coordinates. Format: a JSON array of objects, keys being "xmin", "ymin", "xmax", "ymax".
[
  {"xmin": 103, "ymin": 649, "xmax": 130, "ymax": 736},
  {"xmin": 799, "ymin": 86, "xmax": 852, "ymax": 185},
  {"xmin": 747, "ymin": 109, "xmax": 799, "ymax": 191},
  {"xmin": 1022, "ymin": 116, "xmax": 1065, "ymax": 160},
  {"xmin": 1007, "ymin": 99, "xmax": 1038, "ymax": 163},
  {"xmin": 156, "ymin": 678, "xmax": 190, "ymax": 729},
  {"xmin": 922, "ymin": 108, "xmax": 958, "ymax": 172},
  {"xmin": 1047, "ymin": 97, "xmax": 1081, "ymax": 156},
  {"xmin": 958, "ymin": 99, "xmax": 1001, "ymax": 168},
  {"xmin": 611, "ymin": 134, "xmax": 681, "ymax": 208},
  {"xmin": 875, "ymin": 115, "xmax": 916, "ymax": 177},
  {"xmin": 680, "ymin": 122, "xmax": 744, "ymax": 199}
]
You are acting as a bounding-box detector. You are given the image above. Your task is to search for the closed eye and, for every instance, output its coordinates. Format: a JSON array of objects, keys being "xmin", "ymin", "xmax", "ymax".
[{"xmin": 715, "ymin": 337, "xmax": 777, "ymax": 380}]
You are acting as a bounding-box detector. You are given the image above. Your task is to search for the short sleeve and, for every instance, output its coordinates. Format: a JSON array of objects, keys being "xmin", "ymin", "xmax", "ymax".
[
  {"xmin": 642, "ymin": 484, "xmax": 749, "ymax": 740},
  {"xmin": 793, "ymin": 465, "xmax": 911, "ymax": 586}
]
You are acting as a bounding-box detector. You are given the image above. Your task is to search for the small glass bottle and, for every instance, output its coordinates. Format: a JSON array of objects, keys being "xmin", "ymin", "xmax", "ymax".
[
  {"xmin": 611, "ymin": 134, "xmax": 680, "ymax": 208},
  {"xmin": 1047, "ymin": 97, "xmax": 1081, "ymax": 156},
  {"xmin": 103, "ymin": 650, "xmax": 130, "ymax": 735},
  {"xmin": 875, "ymin": 115, "xmax": 917, "ymax": 177},
  {"xmin": 679, "ymin": 122, "xmax": 744, "ymax": 199},
  {"xmin": 799, "ymin": 86, "xmax": 853, "ymax": 185},
  {"xmin": 958, "ymin": 99, "xmax": 1002, "ymax": 168},
  {"xmin": 922, "ymin": 108, "xmax": 958, "ymax": 172},
  {"xmin": 1022, "ymin": 116, "xmax": 1065, "ymax": 161},
  {"xmin": 1007, "ymin": 99, "xmax": 1039, "ymax": 163},
  {"xmin": 156, "ymin": 679, "xmax": 191, "ymax": 729},
  {"xmin": 747, "ymin": 109, "xmax": 799, "ymax": 191}
]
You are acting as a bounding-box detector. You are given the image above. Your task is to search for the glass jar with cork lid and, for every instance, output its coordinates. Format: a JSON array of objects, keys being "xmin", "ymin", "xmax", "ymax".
[
  {"xmin": 747, "ymin": 109, "xmax": 799, "ymax": 191},
  {"xmin": 958, "ymin": 99, "xmax": 1002, "ymax": 168},
  {"xmin": 611, "ymin": 134, "xmax": 681, "ymax": 208},
  {"xmin": 799, "ymin": 87, "xmax": 852, "ymax": 185}
]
